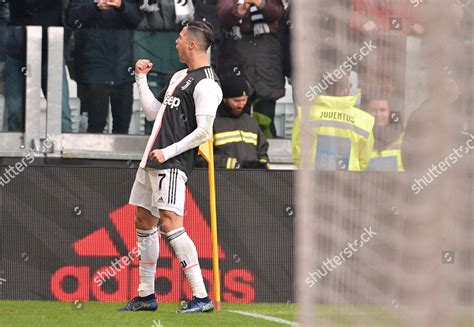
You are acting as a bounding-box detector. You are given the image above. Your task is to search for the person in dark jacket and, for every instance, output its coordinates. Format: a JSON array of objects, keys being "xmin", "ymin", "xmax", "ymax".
[
  {"xmin": 4, "ymin": 0, "xmax": 72, "ymax": 132},
  {"xmin": 0, "ymin": 1, "xmax": 9, "ymax": 59},
  {"xmin": 0, "ymin": 0, "xmax": 9, "ymax": 97},
  {"xmin": 66, "ymin": 0, "xmax": 141, "ymax": 134},
  {"xmin": 0, "ymin": 1, "xmax": 8, "ymax": 24},
  {"xmin": 194, "ymin": 0, "xmax": 220, "ymax": 69},
  {"xmin": 212, "ymin": 73, "xmax": 269, "ymax": 169},
  {"xmin": 402, "ymin": 77, "xmax": 464, "ymax": 174},
  {"xmin": 217, "ymin": 0, "xmax": 285, "ymax": 138},
  {"xmin": 133, "ymin": 0, "xmax": 185, "ymax": 135},
  {"xmin": 279, "ymin": 0, "xmax": 291, "ymax": 81}
]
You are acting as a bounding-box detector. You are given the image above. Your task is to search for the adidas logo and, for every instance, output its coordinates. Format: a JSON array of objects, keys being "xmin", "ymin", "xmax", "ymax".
[
  {"xmin": 50, "ymin": 188, "xmax": 250, "ymax": 303},
  {"xmin": 158, "ymin": 196, "xmax": 164, "ymax": 203}
]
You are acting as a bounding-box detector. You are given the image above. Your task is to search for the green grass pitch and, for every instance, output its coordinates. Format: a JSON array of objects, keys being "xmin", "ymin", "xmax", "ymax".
[{"xmin": 0, "ymin": 301, "xmax": 473, "ymax": 326}]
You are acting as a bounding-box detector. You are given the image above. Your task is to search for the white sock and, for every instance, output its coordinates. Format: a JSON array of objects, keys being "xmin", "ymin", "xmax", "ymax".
[
  {"xmin": 167, "ymin": 227, "xmax": 208, "ymax": 298},
  {"xmin": 136, "ymin": 227, "xmax": 159, "ymax": 297}
]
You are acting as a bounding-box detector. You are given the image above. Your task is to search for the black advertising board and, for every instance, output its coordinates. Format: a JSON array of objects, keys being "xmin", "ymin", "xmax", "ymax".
[
  {"xmin": 1, "ymin": 166, "xmax": 472, "ymax": 305},
  {"xmin": 0, "ymin": 167, "xmax": 294, "ymax": 303}
]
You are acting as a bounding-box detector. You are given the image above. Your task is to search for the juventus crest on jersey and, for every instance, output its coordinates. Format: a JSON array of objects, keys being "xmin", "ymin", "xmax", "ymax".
[{"xmin": 140, "ymin": 66, "xmax": 221, "ymax": 178}]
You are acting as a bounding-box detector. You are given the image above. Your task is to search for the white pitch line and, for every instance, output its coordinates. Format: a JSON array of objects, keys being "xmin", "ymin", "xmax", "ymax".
[{"xmin": 228, "ymin": 310, "xmax": 298, "ymax": 326}]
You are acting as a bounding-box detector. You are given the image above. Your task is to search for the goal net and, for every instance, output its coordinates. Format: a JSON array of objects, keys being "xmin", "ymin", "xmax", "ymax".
[{"xmin": 293, "ymin": 1, "xmax": 473, "ymax": 326}]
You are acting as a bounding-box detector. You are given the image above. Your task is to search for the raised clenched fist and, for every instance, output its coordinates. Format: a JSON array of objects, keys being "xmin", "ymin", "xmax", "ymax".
[{"xmin": 135, "ymin": 59, "xmax": 154, "ymax": 75}]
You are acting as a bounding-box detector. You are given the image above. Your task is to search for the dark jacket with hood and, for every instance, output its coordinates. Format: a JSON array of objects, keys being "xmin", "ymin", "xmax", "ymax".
[
  {"xmin": 216, "ymin": 0, "xmax": 285, "ymax": 100},
  {"xmin": 0, "ymin": 1, "xmax": 8, "ymax": 25},
  {"xmin": 65, "ymin": 0, "xmax": 141, "ymax": 85},
  {"xmin": 6, "ymin": 0, "xmax": 64, "ymax": 60}
]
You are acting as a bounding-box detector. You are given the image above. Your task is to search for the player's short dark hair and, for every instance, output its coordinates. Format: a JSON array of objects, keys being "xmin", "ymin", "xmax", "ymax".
[{"xmin": 185, "ymin": 21, "xmax": 214, "ymax": 51}]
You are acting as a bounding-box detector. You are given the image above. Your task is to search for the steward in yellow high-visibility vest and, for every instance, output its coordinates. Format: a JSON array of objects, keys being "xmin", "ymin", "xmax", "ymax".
[
  {"xmin": 365, "ymin": 98, "xmax": 405, "ymax": 172},
  {"xmin": 368, "ymin": 133, "xmax": 404, "ymax": 171},
  {"xmin": 292, "ymin": 75, "xmax": 375, "ymax": 171}
]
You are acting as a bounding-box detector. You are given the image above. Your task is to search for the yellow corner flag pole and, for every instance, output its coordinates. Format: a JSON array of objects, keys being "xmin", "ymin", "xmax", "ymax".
[{"xmin": 198, "ymin": 140, "xmax": 221, "ymax": 311}]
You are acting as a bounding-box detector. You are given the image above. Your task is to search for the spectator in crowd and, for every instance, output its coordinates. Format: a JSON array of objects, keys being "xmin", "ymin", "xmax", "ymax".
[
  {"xmin": 365, "ymin": 95, "xmax": 404, "ymax": 171},
  {"xmin": 279, "ymin": 0, "xmax": 291, "ymax": 83},
  {"xmin": 0, "ymin": 1, "xmax": 7, "ymax": 25},
  {"xmin": 66, "ymin": 0, "xmax": 141, "ymax": 134},
  {"xmin": 401, "ymin": 0, "xmax": 471, "ymax": 173},
  {"xmin": 402, "ymin": 76, "xmax": 464, "ymax": 173},
  {"xmin": 349, "ymin": 0, "xmax": 424, "ymax": 107},
  {"xmin": 212, "ymin": 73, "xmax": 269, "ymax": 169},
  {"xmin": 134, "ymin": 0, "xmax": 186, "ymax": 134},
  {"xmin": 4, "ymin": 0, "xmax": 72, "ymax": 132},
  {"xmin": 194, "ymin": 0, "xmax": 220, "ymax": 69},
  {"xmin": 292, "ymin": 75, "xmax": 375, "ymax": 171},
  {"xmin": 0, "ymin": 0, "xmax": 9, "ymax": 97},
  {"xmin": 217, "ymin": 0, "xmax": 285, "ymax": 138},
  {"xmin": 422, "ymin": 0, "xmax": 470, "ymax": 118},
  {"xmin": 349, "ymin": 0, "xmax": 424, "ymax": 38}
]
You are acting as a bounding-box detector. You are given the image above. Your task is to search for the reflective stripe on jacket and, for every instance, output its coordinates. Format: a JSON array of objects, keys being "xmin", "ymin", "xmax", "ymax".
[
  {"xmin": 368, "ymin": 133, "xmax": 405, "ymax": 172},
  {"xmin": 213, "ymin": 103, "xmax": 269, "ymax": 169},
  {"xmin": 292, "ymin": 94, "xmax": 375, "ymax": 171}
]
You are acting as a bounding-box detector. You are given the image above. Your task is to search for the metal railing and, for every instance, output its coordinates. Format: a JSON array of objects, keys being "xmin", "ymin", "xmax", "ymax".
[{"xmin": 0, "ymin": 26, "xmax": 294, "ymax": 164}]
